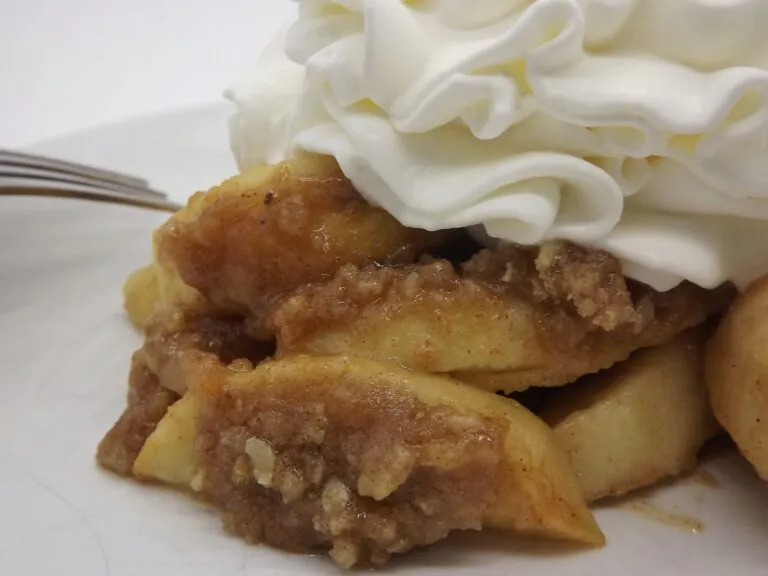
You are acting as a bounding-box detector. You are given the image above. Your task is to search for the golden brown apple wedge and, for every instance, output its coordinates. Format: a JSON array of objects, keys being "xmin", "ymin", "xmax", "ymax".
[
  {"xmin": 133, "ymin": 354, "xmax": 603, "ymax": 567},
  {"xmin": 706, "ymin": 276, "xmax": 768, "ymax": 480},
  {"xmin": 271, "ymin": 256, "xmax": 732, "ymax": 393},
  {"xmin": 540, "ymin": 329, "xmax": 718, "ymax": 501},
  {"xmin": 154, "ymin": 152, "xmax": 450, "ymax": 338}
]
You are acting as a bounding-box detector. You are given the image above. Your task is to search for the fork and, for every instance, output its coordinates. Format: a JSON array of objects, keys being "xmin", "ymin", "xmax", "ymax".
[{"xmin": 0, "ymin": 148, "xmax": 183, "ymax": 212}]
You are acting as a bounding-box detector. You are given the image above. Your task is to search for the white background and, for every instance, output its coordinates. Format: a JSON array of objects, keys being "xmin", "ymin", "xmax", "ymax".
[{"xmin": 0, "ymin": 0, "xmax": 294, "ymax": 148}]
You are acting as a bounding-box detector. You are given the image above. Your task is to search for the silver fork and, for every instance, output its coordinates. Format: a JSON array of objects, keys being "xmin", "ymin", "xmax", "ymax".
[{"xmin": 0, "ymin": 148, "xmax": 182, "ymax": 212}]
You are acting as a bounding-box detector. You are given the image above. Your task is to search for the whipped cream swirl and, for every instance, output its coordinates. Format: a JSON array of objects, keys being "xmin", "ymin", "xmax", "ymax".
[{"xmin": 227, "ymin": 0, "xmax": 768, "ymax": 291}]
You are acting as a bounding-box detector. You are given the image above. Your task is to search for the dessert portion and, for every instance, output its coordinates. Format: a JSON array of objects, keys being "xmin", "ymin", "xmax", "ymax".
[
  {"xmin": 100, "ymin": 155, "xmax": 729, "ymax": 567},
  {"xmin": 100, "ymin": 0, "xmax": 768, "ymax": 569}
]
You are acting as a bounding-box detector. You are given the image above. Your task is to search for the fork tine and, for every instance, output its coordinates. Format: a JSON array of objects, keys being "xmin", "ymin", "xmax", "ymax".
[
  {"xmin": 0, "ymin": 181, "xmax": 182, "ymax": 213},
  {"xmin": 0, "ymin": 149, "xmax": 183, "ymax": 213},
  {"xmin": 0, "ymin": 148, "xmax": 153, "ymax": 191},
  {"xmin": 0, "ymin": 165, "xmax": 168, "ymax": 200}
]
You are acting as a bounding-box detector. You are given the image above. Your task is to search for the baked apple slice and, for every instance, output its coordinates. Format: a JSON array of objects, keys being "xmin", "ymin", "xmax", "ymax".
[{"xmin": 133, "ymin": 354, "xmax": 603, "ymax": 567}]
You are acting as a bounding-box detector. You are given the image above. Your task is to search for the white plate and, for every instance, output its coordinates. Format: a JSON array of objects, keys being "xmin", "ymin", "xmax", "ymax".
[{"xmin": 1, "ymin": 106, "xmax": 767, "ymax": 576}]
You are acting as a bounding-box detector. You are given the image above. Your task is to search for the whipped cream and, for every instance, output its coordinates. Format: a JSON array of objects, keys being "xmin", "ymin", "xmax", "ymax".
[{"xmin": 226, "ymin": 0, "xmax": 768, "ymax": 291}]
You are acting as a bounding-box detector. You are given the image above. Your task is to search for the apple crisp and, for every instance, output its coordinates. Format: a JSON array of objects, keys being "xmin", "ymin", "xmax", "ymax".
[{"xmin": 99, "ymin": 153, "xmax": 733, "ymax": 568}]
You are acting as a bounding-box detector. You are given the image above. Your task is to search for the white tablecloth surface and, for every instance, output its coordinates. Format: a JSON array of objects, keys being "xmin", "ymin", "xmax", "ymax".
[{"xmin": 0, "ymin": 0, "xmax": 293, "ymax": 147}]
